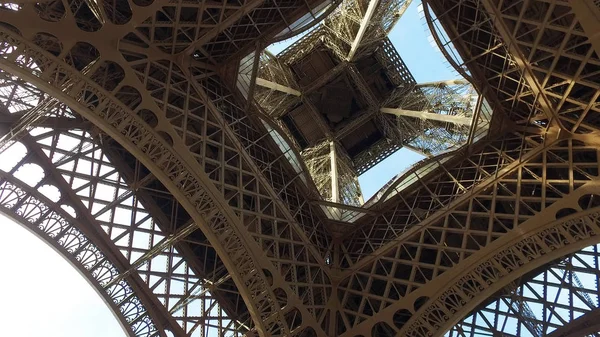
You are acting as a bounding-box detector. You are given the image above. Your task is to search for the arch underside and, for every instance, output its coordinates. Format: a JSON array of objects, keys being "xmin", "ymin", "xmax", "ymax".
[
  {"xmin": 0, "ymin": 120, "xmax": 247, "ymax": 336},
  {"xmin": 449, "ymin": 242, "xmax": 600, "ymax": 337},
  {"xmin": 0, "ymin": 0, "xmax": 599, "ymax": 336}
]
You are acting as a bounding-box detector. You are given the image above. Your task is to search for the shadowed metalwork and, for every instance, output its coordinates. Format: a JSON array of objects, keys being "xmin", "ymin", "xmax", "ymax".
[{"xmin": 0, "ymin": 0, "xmax": 598, "ymax": 336}]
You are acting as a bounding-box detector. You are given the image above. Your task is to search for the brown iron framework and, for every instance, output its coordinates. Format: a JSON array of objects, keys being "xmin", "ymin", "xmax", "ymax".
[
  {"xmin": 0, "ymin": 0, "xmax": 599, "ymax": 336},
  {"xmin": 250, "ymin": 0, "xmax": 490, "ymax": 206}
]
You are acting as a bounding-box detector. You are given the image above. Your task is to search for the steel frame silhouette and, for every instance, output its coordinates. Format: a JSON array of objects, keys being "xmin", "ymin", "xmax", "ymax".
[{"xmin": 0, "ymin": 0, "xmax": 599, "ymax": 336}]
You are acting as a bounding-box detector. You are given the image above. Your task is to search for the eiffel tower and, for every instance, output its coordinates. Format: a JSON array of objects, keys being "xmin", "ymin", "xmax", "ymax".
[{"xmin": 0, "ymin": 0, "xmax": 599, "ymax": 336}]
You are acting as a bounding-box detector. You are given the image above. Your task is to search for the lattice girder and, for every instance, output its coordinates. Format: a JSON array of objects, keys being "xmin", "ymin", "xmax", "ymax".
[
  {"xmin": 0, "ymin": 0, "xmax": 344, "ymax": 334},
  {"xmin": 333, "ymin": 134, "xmax": 600, "ymax": 336},
  {"xmin": 321, "ymin": 0, "xmax": 412, "ymax": 61},
  {"xmin": 0, "ymin": 16, "xmax": 330, "ymax": 336},
  {"xmin": 403, "ymin": 181, "xmax": 600, "ymax": 336},
  {"xmin": 254, "ymin": 50, "xmax": 303, "ymax": 117},
  {"xmin": 382, "ymin": 80, "xmax": 487, "ymax": 156},
  {"xmin": 98, "ymin": 137, "xmax": 253, "ymax": 328},
  {"xmin": 0, "ymin": 74, "xmax": 252, "ymax": 336},
  {"xmin": 0, "ymin": 132, "xmax": 186, "ymax": 336},
  {"xmin": 449, "ymin": 246, "xmax": 600, "ymax": 337},
  {"xmin": 0, "ymin": 171, "xmax": 163, "ymax": 337},
  {"xmin": 302, "ymin": 140, "xmax": 363, "ymax": 207},
  {"xmin": 254, "ymin": 0, "xmax": 482, "ymax": 193},
  {"xmin": 480, "ymin": 0, "xmax": 600, "ymax": 134},
  {"xmin": 422, "ymin": 0, "xmax": 541, "ymax": 125},
  {"xmin": 341, "ymin": 131, "xmax": 547, "ymax": 265},
  {"xmin": 2, "ymin": 1, "xmax": 600, "ymax": 336},
  {"xmin": 424, "ymin": 0, "xmax": 600, "ymax": 135},
  {"xmin": 331, "ymin": 127, "xmax": 599, "ymax": 329}
]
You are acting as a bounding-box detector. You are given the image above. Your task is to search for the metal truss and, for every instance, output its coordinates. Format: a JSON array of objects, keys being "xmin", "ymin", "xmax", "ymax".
[
  {"xmin": 0, "ymin": 2, "xmax": 335, "ymax": 336},
  {"xmin": 0, "ymin": 128, "xmax": 245, "ymax": 337},
  {"xmin": 448, "ymin": 242, "xmax": 600, "ymax": 337},
  {"xmin": 0, "ymin": 0, "xmax": 599, "ymax": 337},
  {"xmin": 381, "ymin": 79, "xmax": 491, "ymax": 156},
  {"xmin": 423, "ymin": 0, "xmax": 600, "ymax": 134},
  {"xmin": 251, "ymin": 0, "xmax": 489, "ymax": 206},
  {"xmin": 302, "ymin": 140, "xmax": 364, "ymax": 207}
]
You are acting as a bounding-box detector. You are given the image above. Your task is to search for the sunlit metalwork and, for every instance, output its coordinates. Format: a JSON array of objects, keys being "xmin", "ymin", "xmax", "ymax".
[
  {"xmin": 252, "ymin": 0, "xmax": 489, "ymax": 206},
  {"xmin": 0, "ymin": 0, "xmax": 598, "ymax": 336}
]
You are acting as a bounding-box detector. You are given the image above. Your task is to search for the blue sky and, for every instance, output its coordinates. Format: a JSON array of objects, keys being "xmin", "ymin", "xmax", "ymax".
[
  {"xmin": 358, "ymin": 0, "xmax": 460, "ymax": 199},
  {"xmin": 0, "ymin": 213, "xmax": 126, "ymax": 337},
  {"xmin": 270, "ymin": 1, "xmax": 459, "ymax": 200},
  {"xmin": 0, "ymin": 1, "xmax": 460, "ymax": 336}
]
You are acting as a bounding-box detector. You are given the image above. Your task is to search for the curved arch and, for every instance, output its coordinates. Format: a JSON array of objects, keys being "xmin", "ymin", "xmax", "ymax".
[
  {"xmin": 399, "ymin": 182, "xmax": 600, "ymax": 336},
  {"xmin": 448, "ymin": 244, "xmax": 600, "ymax": 337},
  {"xmin": 546, "ymin": 308, "xmax": 600, "ymax": 337},
  {"xmin": 371, "ymin": 147, "xmax": 463, "ymax": 206},
  {"xmin": 268, "ymin": 0, "xmax": 341, "ymax": 45},
  {"xmin": 3, "ymin": 123, "xmax": 249, "ymax": 335},
  {"xmin": 0, "ymin": 176, "xmax": 155, "ymax": 337},
  {"xmin": 0, "ymin": 27, "xmax": 289, "ymax": 336},
  {"xmin": 420, "ymin": 0, "xmax": 473, "ymax": 84},
  {"xmin": 254, "ymin": 112, "xmax": 317, "ymax": 193}
]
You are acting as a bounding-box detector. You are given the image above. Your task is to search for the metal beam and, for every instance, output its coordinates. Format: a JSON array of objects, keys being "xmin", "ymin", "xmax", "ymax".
[
  {"xmin": 380, "ymin": 107, "xmax": 473, "ymax": 125},
  {"xmin": 340, "ymin": 136, "xmax": 555, "ymax": 278},
  {"xmin": 347, "ymin": 0, "xmax": 379, "ymax": 61},
  {"xmin": 396, "ymin": 181, "xmax": 600, "ymax": 336},
  {"xmin": 569, "ymin": 0, "xmax": 600, "ymax": 59},
  {"xmin": 255, "ymin": 77, "xmax": 301, "ymax": 96},
  {"xmin": 0, "ymin": 33, "xmax": 279, "ymax": 336},
  {"xmin": 9, "ymin": 129, "xmax": 188, "ymax": 337},
  {"xmin": 384, "ymin": 0, "xmax": 411, "ymax": 34},
  {"xmin": 330, "ymin": 141, "xmax": 339, "ymax": 204},
  {"xmin": 546, "ymin": 308, "xmax": 600, "ymax": 337},
  {"xmin": 480, "ymin": 0, "xmax": 560, "ymax": 124},
  {"xmin": 415, "ymin": 79, "xmax": 470, "ymax": 88},
  {"xmin": 184, "ymin": 1, "xmax": 267, "ymax": 56}
]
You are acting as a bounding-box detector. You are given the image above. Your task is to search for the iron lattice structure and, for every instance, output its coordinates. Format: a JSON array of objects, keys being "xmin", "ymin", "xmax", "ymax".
[
  {"xmin": 250, "ymin": 1, "xmax": 489, "ymax": 205},
  {"xmin": 0, "ymin": 0, "xmax": 599, "ymax": 337}
]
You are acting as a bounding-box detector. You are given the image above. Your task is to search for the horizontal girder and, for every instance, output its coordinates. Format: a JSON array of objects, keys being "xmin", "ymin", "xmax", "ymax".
[
  {"xmin": 1, "ymin": 0, "xmax": 599, "ymax": 336},
  {"xmin": 380, "ymin": 107, "xmax": 473, "ymax": 126}
]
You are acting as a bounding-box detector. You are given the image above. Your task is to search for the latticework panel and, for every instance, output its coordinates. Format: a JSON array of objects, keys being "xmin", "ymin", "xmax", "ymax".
[
  {"xmin": 448, "ymin": 242, "xmax": 600, "ymax": 337},
  {"xmin": 423, "ymin": 0, "xmax": 548, "ymax": 125},
  {"xmin": 426, "ymin": 0, "xmax": 599, "ymax": 134},
  {"xmin": 0, "ymin": 167, "xmax": 163, "ymax": 337},
  {"xmin": 342, "ymin": 132, "xmax": 542, "ymax": 264},
  {"xmin": 0, "ymin": 4, "xmax": 334, "ymax": 332},
  {"xmin": 254, "ymin": 51, "xmax": 302, "ymax": 117},
  {"xmin": 302, "ymin": 141, "xmax": 363, "ymax": 206},
  {"xmin": 0, "ymin": 68, "xmax": 249, "ymax": 336},
  {"xmin": 334, "ymin": 135, "xmax": 600, "ymax": 334},
  {"xmin": 318, "ymin": 0, "xmax": 411, "ymax": 60},
  {"xmin": 1, "ymin": 1, "xmax": 599, "ymax": 337},
  {"xmin": 1, "ymin": 131, "xmax": 246, "ymax": 336},
  {"xmin": 385, "ymin": 81, "xmax": 485, "ymax": 156},
  {"xmin": 484, "ymin": 0, "xmax": 600, "ymax": 134}
]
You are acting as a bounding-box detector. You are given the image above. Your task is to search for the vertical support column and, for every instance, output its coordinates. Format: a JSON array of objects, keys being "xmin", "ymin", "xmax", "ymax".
[
  {"xmin": 330, "ymin": 140, "xmax": 339, "ymax": 204},
  {"xmin": 467, "ymin": 91, "xmax": 484, "ymax": 146},
  {"xmin": 347, "ymin": 0, "xmax": 380, "ymax": 61},
  {"xmin": 569, "ymin": 0, "xmax": 600, "ymax": 58}
]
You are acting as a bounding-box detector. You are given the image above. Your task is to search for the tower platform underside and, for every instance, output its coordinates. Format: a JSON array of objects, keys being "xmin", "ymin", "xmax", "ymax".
[{"xmin": 0, "ymin": 0, "xmax": 599, "ymax": 336}]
